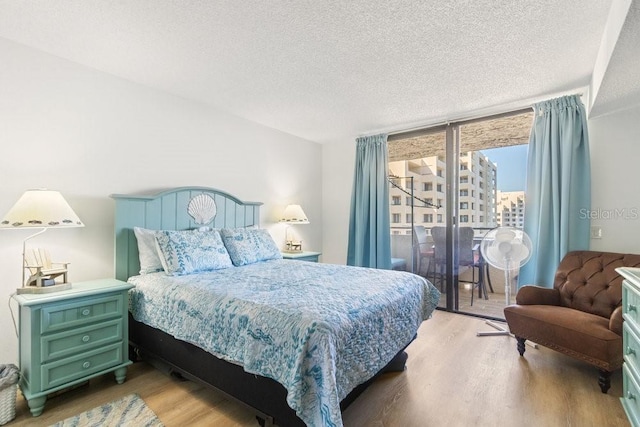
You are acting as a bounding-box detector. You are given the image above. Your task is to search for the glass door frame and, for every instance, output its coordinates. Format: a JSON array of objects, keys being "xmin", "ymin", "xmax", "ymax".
[
  {"xmin": 443, "ymin": 124, "xmax": 458, "ymax": 310},
  {"xmin": 390, "ymin": 107, "xmax": 532, "ymax": 316}
]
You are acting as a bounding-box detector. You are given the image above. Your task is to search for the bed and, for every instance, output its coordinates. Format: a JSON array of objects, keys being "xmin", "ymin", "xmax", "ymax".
[{"xmin": 112, "ymin": 187, "xmax": 440, "ymax": 427}]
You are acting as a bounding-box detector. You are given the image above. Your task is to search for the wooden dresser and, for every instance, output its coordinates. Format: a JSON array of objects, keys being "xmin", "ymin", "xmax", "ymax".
[
  {"xmin": 619, "ymin": 267, "xmax": 640, "ymax": 427},
  {"xmin": 14, "ymin": 278, "xmax": 133, "ymax": 416}
]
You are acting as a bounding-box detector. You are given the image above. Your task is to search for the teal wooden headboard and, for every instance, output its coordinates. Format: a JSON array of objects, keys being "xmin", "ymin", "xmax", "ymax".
[{"xmin": 111, "ymin": 187, "xmax": 262, "ymax": 281}]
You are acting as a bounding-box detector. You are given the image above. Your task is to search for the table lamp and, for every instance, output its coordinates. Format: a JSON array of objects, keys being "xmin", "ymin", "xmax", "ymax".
[
  {"xmin": 279, "ymin": 204, "xmax": 309, "ymax": 252},
  {"xmin": 1, "ymin": 189, "xmax": 84, "ymax": 293}
]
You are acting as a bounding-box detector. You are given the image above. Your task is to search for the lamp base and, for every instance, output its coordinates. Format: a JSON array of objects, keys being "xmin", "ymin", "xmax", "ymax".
[{"xmin": 17, "ymin": 282, "xmax": 72, "ymax": 294}]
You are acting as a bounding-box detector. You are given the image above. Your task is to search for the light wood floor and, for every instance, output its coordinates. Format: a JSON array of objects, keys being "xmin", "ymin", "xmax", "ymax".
[{"xmin": 11, "ymin": 311, "xmax": 628, "ymax": 427}]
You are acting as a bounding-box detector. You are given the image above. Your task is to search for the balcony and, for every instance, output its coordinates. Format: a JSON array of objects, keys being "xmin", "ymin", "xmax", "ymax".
[{"xmin": 391, "ymin": 226, "xmax": 512, "ymax": 319}]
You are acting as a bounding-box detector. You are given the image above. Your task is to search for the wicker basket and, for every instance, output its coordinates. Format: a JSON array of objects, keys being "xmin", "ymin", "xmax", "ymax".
[{"xmin": 0, "ymin": 384, "xmax": 17, "ymax": 425}]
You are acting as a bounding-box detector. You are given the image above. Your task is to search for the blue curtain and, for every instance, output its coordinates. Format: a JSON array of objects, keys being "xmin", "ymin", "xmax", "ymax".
[
  {"xmin": 519, "ymin": 95, "xmax": 591, "ymax": 287},
  {"xmin": 347, "ymin": 133, "xmax": 392, "ymax": 269}
]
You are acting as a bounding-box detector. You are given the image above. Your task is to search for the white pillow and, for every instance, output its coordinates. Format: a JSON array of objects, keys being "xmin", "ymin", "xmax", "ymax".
[{"xmin": 133, "ymin": 227, "xmax": 164, "ymax": 274}]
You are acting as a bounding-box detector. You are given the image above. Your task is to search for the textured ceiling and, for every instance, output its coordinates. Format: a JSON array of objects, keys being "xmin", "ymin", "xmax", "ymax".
[
  {"xmin": 0, "ymin": 1, "xmax": 614, "ymax": 143},
  {"xmin": 590, "ymin": 1, "xmax": 640, "ymax": 117}
]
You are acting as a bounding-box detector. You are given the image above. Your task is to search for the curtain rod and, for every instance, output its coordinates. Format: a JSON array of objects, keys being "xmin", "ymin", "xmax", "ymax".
[{"xmin": 387, "ymin": 92, "xmax": 584, "ymax": 142}]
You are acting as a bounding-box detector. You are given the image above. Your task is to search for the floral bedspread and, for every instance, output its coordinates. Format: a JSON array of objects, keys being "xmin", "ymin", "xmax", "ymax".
[{"xmin": 128, "ymin": 259, "xmax": 440, "ymax": 427}]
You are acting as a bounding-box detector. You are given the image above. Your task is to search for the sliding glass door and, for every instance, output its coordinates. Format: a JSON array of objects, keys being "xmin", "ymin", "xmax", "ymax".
[
  {"xmin": 388, "ymin": 109, "xmax": 532, "ymax": 319},
  {"xmin": 389, "ymin": 126, "xmax": 448, "ymax": 306}
]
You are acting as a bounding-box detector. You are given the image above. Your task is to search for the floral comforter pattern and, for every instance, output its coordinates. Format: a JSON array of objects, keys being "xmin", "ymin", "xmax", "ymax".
[{"xmin": 128, "ymin": 259, "xmax": 440, "ymax": 427}]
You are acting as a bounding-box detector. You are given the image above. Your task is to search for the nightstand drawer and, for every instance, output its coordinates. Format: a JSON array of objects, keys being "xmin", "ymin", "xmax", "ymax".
[
  {"xmin": 42, "ymin": 342, "xmax": 123, "ymax": 390},
  {"xmin": 42, "ymin": 318, "xmax": 123, "ymax": 363},
  {"xmin": 289, "ymin": 255, "xmax": 319, "ymax": 262},
  {"xmin": 281, "ymin": 251, "xmax": 321, "ymax": 262},
  {"xmin": 41, "ymin": 294, "xmax": 124, "ymax": 333}
]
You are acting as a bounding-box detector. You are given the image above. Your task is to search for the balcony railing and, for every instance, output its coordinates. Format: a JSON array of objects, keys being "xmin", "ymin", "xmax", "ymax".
[{"xmin": 389, "ymin": 225, "xmax": 511, "ymax": 274}]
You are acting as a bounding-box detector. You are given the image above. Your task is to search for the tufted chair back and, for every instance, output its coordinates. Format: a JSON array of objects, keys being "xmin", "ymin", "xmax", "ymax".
[{"xmin": 554, "ymin": 251, "xmax": 640, "ymax": 319}]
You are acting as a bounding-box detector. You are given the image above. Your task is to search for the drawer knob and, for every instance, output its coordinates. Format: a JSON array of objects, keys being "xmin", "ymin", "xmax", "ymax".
[
  {"xmin": 81, "ymin": 308, "xmax": 91, "ymax": 316},
  {"xmin": 628, "ymin": 391, "xmax": 636, "ymax": 400},
  {"xmin": 82, "ymin": 335, "xmax": 90, "ymax": 343},
  {"xmin": 82, "ymin": 361, "xmax": 91, "ymax": 369},
  {"xmin": 629, "ymin": 304, "xmax": 637, "ymax": 312}
]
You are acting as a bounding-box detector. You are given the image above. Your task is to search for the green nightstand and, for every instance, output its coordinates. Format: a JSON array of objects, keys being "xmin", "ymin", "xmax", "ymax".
[
  {"xmin": 14, "ymin": 278, "xmax": 134, "ymax": 416},
  {"xmin": 281, "ymin": 251, "xmax": 322, "ymax": 262}
]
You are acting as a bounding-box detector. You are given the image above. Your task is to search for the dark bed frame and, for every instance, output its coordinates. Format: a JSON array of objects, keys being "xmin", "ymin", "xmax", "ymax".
[{"xmin": 112, "ymin": 187, "xmax": 410, "ymax": 427}]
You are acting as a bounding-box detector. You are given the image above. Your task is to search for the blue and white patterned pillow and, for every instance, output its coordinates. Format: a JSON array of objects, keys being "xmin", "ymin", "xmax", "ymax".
[
  {"xmin": 220, "ymin": 228, "xmax": 282, "ymax": 266},
  {"xmin": 155, "ymin": 229, "xmax": 233, "ymax": 276}
]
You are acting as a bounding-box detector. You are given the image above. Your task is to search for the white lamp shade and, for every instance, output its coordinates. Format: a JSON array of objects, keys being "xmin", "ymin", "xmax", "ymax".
[
  {"xmin": 1, "ymin": 189, "xmax": 84, "ymax": 229},
  {"xmin": 280, "ymin": 204, "xmax": 309, "ymax": 224}
]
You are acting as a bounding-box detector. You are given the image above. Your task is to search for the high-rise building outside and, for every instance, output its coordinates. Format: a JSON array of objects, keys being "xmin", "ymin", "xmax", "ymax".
[
  {"xmin": 389, "ymin": 151, "xmax": 498, "ymax": 235},
  {"xmin": 496, "ymin": 191, "xmax": 525, "ymax": 228}
]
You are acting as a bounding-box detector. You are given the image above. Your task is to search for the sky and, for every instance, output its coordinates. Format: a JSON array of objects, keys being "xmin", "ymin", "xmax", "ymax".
[{"xmin": 481, "ymin": 144, "xmax": 528, "ymax": 192}]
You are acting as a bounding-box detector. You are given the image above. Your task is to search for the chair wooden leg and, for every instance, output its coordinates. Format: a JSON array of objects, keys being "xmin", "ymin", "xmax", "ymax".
[
  {"xmin": 598, "ymin": 370, "xmax": 611, "ymax": 393},
  {"xmin": 516, "ymin": 337, "xmax": 526, "ymax": 356}
]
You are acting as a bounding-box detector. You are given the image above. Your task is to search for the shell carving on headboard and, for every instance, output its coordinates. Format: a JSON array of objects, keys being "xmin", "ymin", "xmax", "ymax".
[{"xmin": 188, "ymin": 194, "xmax": 217, "ymax": 225}]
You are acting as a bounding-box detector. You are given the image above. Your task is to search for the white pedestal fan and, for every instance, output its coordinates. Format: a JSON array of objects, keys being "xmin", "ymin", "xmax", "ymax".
[{"xmin": 477, "ymin": 227, "xmax": 532, "ymax": 337}]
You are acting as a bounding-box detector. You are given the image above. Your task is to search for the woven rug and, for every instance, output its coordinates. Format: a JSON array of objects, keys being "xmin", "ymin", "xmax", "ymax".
[{"xmin": 49, "ymin": 393, "xmax": 163, "ymax": 427}]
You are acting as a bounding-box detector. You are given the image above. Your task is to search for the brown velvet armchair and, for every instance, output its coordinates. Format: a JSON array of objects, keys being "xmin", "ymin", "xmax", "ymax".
[{"xmin": 504, "ymin": 250, "xmax": 640, "ymax": 393}]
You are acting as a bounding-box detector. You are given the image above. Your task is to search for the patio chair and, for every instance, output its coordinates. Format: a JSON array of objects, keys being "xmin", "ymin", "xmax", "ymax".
[{"xmin": 413, "ymin": 225, "xmax": 433, "ymax": 276}]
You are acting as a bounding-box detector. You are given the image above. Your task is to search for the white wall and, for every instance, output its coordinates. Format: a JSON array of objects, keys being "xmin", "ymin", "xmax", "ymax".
[
  {"xmin": 321, "ymin": 138, "xmax": 356, "ymax": 265},
  {"xmin": 0, "ymin": 38, "xmax": 322, "ymax": 364},
  {"xmin": 588, "ymin": 103, "xmax": 640, "ymax": 253}
]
